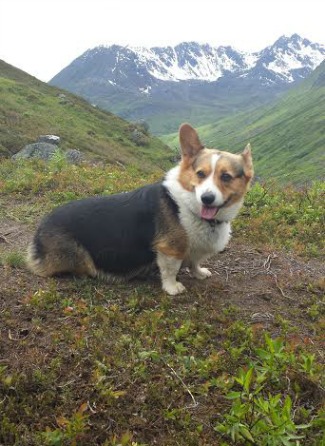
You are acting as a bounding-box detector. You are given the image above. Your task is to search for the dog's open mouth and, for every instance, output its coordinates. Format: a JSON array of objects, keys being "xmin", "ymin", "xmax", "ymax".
[{"xmin": 201, "ymin": 206, "xmax": 219, "ymax": 220}]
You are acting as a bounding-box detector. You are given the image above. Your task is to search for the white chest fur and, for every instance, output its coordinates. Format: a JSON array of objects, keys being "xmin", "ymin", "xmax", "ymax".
[{"xmin": 178, "ymin": 204, "xmax": 231, "ymax": 263}]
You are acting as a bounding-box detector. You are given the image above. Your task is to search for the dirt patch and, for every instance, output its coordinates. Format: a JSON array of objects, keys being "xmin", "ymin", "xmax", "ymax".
[{"xmin": 0, "ymin": 219, "xmax": 33, "ymax": 253}]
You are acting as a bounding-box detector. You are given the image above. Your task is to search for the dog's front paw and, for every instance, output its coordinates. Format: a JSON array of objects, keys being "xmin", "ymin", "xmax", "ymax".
[
  {"xmin": 163, "ymin": 281, "xmax": 186, "ymax": 296},
  {"xmin": 192, "ymin": 267, "xmax": 212, "ymax": 280}
]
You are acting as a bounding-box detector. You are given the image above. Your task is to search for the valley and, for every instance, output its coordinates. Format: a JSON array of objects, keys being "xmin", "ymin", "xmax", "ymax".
[{"xmin": 50, "ymin": 34, "xmax": 324, "ymax": 135}]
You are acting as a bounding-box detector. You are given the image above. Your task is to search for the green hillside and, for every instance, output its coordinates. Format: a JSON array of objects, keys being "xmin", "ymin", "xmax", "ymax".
[
  {"xmin": 0, "ymin": 60, "xmax": 173, "ymax": 172},
  {"xmin": 163, "ymin": 62, "xmax": 325, "ymax": 184},
  {"xmin": 77, "ymin": 75, "xmax": 284, "ymax": 136}
]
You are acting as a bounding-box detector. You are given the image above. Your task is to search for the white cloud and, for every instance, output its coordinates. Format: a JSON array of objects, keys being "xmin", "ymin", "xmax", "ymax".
[{"xmin": 1, "ymin": 0, "xmax": 324, "ymax": 81}]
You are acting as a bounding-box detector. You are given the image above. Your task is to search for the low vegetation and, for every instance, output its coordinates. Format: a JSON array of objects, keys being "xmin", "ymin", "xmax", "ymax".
[
  {"xmin": 0, "ymin": 158, "xmax": 324, "ymax": 445},
  {"xmin": 0, "ymin": 159, "xmax": 323, "ymax": 258},
  {"xmin": 0, "ymin": 60, "xmax": 173, "ymax": 171},
  {"xmin": 234, "ymin": 181, "xmax": 325, "ymax": 258}
]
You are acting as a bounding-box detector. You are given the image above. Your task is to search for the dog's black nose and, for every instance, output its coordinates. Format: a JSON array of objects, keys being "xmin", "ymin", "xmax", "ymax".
[{"xmin": 201, "ymin": 192, "xmax": 215, "ymax": 205}]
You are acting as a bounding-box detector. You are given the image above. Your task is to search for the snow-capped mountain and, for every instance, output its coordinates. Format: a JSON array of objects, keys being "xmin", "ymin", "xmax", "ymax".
[
  {"xmin": 50, "ymin": 34, "xmax": 325, "ymax": 134},
  {"xmin": 252, "ymin": 34, "xmax": 325, "ymax": 83},
  {"xmin": 131, "ymin": 43, "xmax": 257, "ymax": 82}
]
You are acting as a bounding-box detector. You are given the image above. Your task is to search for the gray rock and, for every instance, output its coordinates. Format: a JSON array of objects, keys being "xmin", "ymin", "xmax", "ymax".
[
  {"xmin": 130, "ymin": 129, "xmax": 148, "ymax": 146},
  {"xmin": 12, "ymin": 143, "xmax": 58, "ymax": 161},
  {"xmin": 65, "ymin": 149, "xmax": 84, "ymax": 164},
  {"xmin": 13, "ymin": 143, "xmax": 84, "ymax": 165},
  {"xmin": 250, "ymin": 312, "xmax": 274, "ymax": 324},
  {"xmin": 37, "ymin": 135, "xmax": 60, "ymax": 145}
]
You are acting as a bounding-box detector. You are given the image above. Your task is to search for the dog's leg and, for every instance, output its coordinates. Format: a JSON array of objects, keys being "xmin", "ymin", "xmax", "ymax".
[
  {"xmin": 157, "ymin": 252, "xmax": 185, "ymax": 295},
  {"xmin": 188, "ymin": 256, "xmax": 212, "ymax": 280},
  {"xmin": 191, "ymin": 264, "xmax": 212, "ymax": 280}
]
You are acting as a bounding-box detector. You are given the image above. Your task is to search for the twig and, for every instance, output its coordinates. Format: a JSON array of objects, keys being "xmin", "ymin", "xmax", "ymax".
[
  {"xmin": 87, "ymin": 401, "xmax": 97, "ymax": 414},
  {"xmin": 263, "ymin": 254, "xmax": 273, "ymax": 272},
  {"xmin": 0, "ymin": 233, "xmax": 10, "ymax": 244},
  {"xmin": 165, "ymin": 362, "xmax": 198, "ymax": 408},
  {"xmin": 0, "ymin": 229, "xmax": 24, "ymax": 244},
  {"xmin": 57, "ymin": 379, "xmax": 76, "ymax": 388},
  {"xmin": 273, "ymin": 275, "xmax": 294, "ymax": 300},
  {"xmin": 94, "ymin": 287, "xmax": 106, "ymax": 298}
]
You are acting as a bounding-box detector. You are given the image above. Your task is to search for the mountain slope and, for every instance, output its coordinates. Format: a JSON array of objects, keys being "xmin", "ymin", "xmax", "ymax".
[
  {"xmin": 164, "ymin": 61, "xmax": 325, "ymax": 184},
  {"xmin": 49, "ymin": 35, "xmax": 324, "ymax": 134},
  {"xmin": 0, "ymin": 60, "xmax": 173, "ymax": 171}
]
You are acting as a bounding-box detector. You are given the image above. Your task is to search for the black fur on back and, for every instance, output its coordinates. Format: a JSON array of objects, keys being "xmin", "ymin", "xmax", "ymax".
[{"xmin": 35, "ymin": 182, "xmax": 179, "ymax": 275}]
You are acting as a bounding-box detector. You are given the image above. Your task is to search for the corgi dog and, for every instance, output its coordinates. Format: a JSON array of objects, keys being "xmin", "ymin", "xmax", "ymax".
[{"xmin": 27, "ymin": 123, "xmax": 253, "ymax": 295}]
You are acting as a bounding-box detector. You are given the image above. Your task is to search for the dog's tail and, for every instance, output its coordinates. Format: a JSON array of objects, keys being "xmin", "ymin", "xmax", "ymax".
[
  {"xmin": 26, "ymin": 230, "xmax": 97, "ymax": 278},
  {"xmin": 26, "ymin": 236, "xmax": 49, "ymax": 277}
]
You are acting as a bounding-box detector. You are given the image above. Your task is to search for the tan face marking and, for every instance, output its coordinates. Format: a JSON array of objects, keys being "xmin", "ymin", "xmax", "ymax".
[
  {"xmin": 177, "ymin": 123, "xmax": 254, "ymax": 206},
  {"xmin": 180, "ymin": 149, "xmax": 253, "ymax": 208},
  {"xmin": 213, "ymin": 153, "xmax": 251, "ymax": 207},
  {"xmin": 179, "ymin": 149, "xmax": 218, "ymax": 191}
]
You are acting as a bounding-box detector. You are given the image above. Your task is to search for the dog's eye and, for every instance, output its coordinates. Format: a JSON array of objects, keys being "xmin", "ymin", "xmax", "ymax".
[
  {"xmin": 196, "ymin": 170, "xmax": 206, "ymax": 179},
  {"xmin": 221, "ymin": 172, "xmax": 233, "ymax": 182}
]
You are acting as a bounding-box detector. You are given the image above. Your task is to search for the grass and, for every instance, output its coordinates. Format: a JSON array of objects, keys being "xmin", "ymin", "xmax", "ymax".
[
  {"xmin": 233, "ymin": 181, "xmax": 325, "ymax": 258},
  {"xmin": 0, "ymin": 60, "xmax": 174, "ymax": 172},
  {"xmin": 0, "ymin": 158, "xmax": 324, "ymax": 445},
  {"xmin": 0, "ymin": 251, "xmax": 25, "ymax": 268},
  {"xmin": 0, "ymin": 159, "xmax": 161, "ymax": 224}
]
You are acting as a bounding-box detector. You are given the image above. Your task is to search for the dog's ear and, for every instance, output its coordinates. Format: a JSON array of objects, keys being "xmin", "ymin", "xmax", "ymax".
[
  {"xmin": 179, "ymin": 123, "xmax": 204, "ymax": 159},
  {"xmin": 242, "ymin": 143, "xmax": 254, "ymax": 180}
]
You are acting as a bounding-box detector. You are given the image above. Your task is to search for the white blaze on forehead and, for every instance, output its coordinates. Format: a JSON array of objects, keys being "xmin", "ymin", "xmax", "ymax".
[
  {"xmin": 195, "ymin": 153, "xmax": 224, "ymax": 206},
  {"xmin": 210, "ymin": 153, "xmax": 221, "ymax": 171}
]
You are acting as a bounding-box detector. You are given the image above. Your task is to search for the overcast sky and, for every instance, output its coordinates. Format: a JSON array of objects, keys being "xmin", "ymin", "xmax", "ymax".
[{"xmin": 1, "ymin": 0, "xmax": 324, "ymax": 82}]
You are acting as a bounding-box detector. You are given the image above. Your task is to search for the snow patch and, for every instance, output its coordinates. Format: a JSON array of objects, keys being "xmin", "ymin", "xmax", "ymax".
[{"xmin": 139, "ymin": 85, "xmax": 151, "ymax": 94}]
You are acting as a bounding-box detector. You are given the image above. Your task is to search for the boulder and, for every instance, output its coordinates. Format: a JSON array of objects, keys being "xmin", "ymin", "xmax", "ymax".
[
  {"xmin": 12, "ymin": 144, "xmax": 84, "ymax": 165},
  {"xmin": 37, "ymin": 135, "xmax": 61, "ymax": 145},
  {"xmin": 12, "ymin": 142, "xmax": 57, "ymax": 161},
  {"xmin": 65, "ymin": 149, "xmax": 84, "ymax": 164},
  {"xmin": 130, "ymin": 129, "xmax": 149, "ymax": 146}
]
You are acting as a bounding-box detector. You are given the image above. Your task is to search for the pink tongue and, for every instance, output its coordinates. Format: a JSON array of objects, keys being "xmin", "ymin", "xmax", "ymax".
[{"xmin": 201, "ymin": 206, "xmax": 218, "ymax": 220}]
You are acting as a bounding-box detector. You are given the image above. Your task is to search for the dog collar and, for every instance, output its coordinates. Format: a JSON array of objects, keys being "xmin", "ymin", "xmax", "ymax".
[{"xmin": 205, "ymin": 218, "xmax": 227, "ymax": 231}]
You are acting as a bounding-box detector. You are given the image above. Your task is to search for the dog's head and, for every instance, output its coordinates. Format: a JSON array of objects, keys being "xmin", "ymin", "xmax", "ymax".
[{"xmin": 177, "ymin": 123, "xmax": 253, "ymax": 222}]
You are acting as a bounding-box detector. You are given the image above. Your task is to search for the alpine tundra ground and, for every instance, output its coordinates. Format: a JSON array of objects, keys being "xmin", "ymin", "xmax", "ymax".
[{"xmin": 0, "ymin": 158, "xmax": 324, "ymax": 446}]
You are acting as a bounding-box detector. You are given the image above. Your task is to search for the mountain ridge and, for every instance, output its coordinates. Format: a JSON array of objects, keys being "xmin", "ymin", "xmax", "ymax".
[
  {"xmin": 49, "ymin": 34, "xmax": 325, "ymax": 134},
  {"xmin": 61, "ymin": 34, "xmax": 324, "ymax": 84}
]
